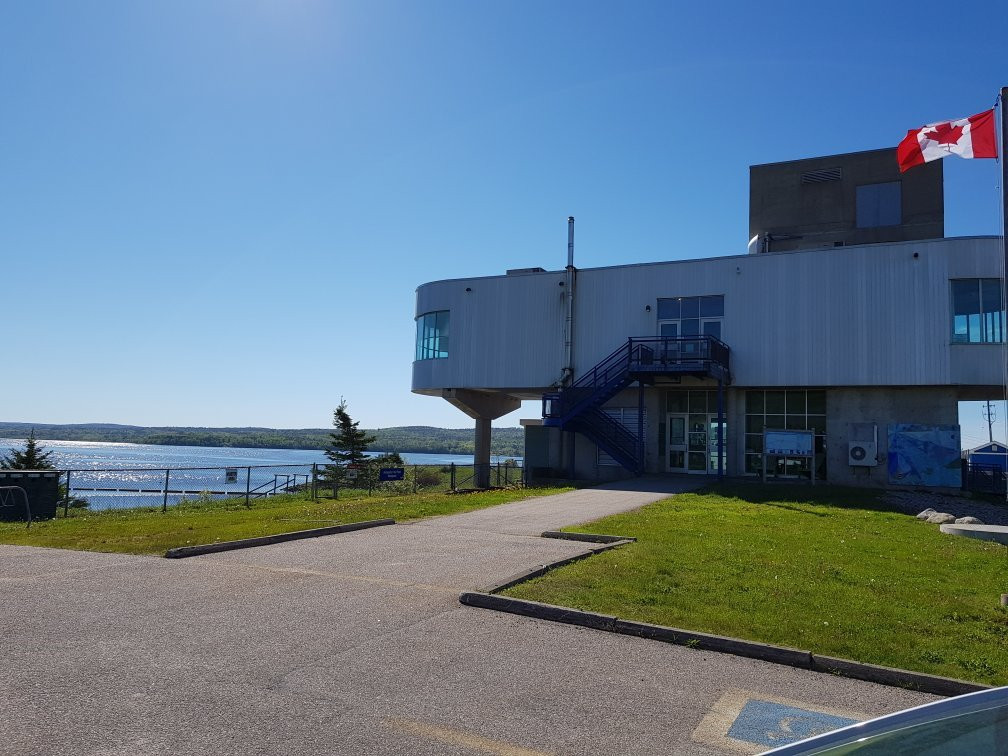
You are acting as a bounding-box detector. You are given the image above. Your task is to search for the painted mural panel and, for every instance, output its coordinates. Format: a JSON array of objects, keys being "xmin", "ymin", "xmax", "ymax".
[{"xmin": 887, "ymin": 424, "xmax": 961, "ymax": 487}]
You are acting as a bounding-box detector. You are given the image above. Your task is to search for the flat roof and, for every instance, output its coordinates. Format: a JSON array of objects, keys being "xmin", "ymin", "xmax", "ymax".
[
  {"xmin": 749, "ymin": 146, "xmax": 895, "ymax": 170},
  {"xmin": 416, "ymin": 235, "xmax": 1001, "ymax": 290}
]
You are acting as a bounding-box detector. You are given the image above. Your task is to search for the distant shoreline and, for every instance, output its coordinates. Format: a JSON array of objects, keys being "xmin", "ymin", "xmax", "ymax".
[{"xmin": 0, "ymin": 422, "xmax": 524, "ymax": 457}]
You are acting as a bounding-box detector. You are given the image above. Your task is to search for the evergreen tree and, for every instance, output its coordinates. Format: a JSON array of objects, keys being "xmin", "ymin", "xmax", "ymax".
[
  {"xmin": 1, "ymin": 430, "xmax": 55, "ymax": 470},
  {"xmin": 318, "ymin": 399, "xmax": 376, "ymax": 496},
  {"xmin": 325, "ymin": 399, "xmax": 376, "ymax": 466}
]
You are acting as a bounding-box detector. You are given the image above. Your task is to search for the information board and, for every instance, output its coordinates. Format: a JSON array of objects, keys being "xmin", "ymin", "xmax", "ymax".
[
  {"xmin": 762, "ymin": 428, "xmax": 815, "ymax": 486},
  {"xmin": 379, "ymin": 467, "xmax": 405, "ymax": 482},
  {"xmin": 764, "ymin": 430, "xmax": 813, "ymax": 457}
]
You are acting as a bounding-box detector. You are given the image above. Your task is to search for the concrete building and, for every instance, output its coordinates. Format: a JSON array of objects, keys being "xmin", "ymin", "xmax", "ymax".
[
  {"xmin": 412, "ymin": 149, "xmax": 1005, "ymax": 490},
  {"xmin": 749, "ymin": 148, "xmax": 944, "ymax": 253}
]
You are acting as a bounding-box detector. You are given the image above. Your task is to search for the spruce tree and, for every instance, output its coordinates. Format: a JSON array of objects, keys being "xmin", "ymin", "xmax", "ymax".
[
  {"xmin": 1, "ymin": 430, "xmax": 55, "ymax": 470},
  {"xmin": 325, "ymin": 399, "xmax": 376, "ymax": 466},
  {"xmin": 319, "ymin": 400, "xmax": 376, "ymax": 496}
]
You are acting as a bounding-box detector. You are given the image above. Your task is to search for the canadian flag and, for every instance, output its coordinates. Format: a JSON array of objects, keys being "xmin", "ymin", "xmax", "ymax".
[{"xmin": 897, "ymin": 109, "xmax": 998, "ymax": 173}]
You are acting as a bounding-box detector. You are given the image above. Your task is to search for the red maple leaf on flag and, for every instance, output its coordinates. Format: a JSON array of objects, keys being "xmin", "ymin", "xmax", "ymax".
[{"xmin": 923, "ymin": 121, "xmax": 964, "ymax": 149}]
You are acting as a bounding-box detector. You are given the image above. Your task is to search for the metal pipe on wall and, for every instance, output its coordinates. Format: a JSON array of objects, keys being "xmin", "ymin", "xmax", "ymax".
[{"xmin": 563, "ymin": 216, "xmax": 576, "ymax": 385}]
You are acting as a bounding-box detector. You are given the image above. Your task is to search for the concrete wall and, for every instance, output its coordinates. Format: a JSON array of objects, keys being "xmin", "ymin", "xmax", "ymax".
[
  {"xmin": 824, "ymin": 386, "xmax": 959, "ymax": 488},
  {"xmin": 749, "ymin": 149, "xmax": 944, "ymax": 252}
]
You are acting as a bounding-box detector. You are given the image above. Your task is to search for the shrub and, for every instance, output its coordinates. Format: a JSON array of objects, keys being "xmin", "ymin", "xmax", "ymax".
[{"xmin": 416, "ymin": 467, "xmax": 442, "ymax": 487}]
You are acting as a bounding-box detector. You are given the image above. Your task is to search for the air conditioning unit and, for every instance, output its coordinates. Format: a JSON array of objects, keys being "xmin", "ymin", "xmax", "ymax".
[{"xmin": 848, "ymin": 441, "xmax": 877, "ymax": 467}]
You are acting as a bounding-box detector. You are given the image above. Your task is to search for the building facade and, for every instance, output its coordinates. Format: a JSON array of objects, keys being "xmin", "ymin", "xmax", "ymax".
[{"xmin": 412, "ymin": 151, "xmax": 1005, "ymax": 489}]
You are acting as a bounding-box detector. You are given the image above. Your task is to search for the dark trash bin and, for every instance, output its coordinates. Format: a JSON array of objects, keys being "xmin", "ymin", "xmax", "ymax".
[{"xmin": 0, "ymin": 470, "xmax": 60, "ymax": 521}]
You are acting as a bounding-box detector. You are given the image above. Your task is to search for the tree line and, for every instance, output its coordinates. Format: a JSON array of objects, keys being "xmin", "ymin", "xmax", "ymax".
[{"xmin": 0, "ymin": 422, "xmax": 525, "ymax": 457}]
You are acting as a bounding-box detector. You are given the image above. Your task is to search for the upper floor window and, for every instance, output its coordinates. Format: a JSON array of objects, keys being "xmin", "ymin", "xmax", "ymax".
[
  {"xmin": 951, "ymin": 279, "xmax": 1004, "ymax": 344},
  {"xmin": 415, "ymin": 310, "xmax": 450, "ymax": 360},
  {"xmin": 656, "ymin": 295, "xmax": 724, "ymax": 340},
  {"xmin": 856, "ymin": 182, "xmax": 902, "ymax": 228}
]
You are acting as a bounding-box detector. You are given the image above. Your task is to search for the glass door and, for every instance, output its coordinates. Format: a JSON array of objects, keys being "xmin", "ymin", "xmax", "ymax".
[
  {"xmin": 687, "ymin": 414, "xmax": 708, "ymax": 472},
  {"xmin": 708, "ymin": 417, "xmax": 727, "ymax": 474},
  {"xmin": 666, "ymin": 414, "xmax": 687, "ymax": 472}
]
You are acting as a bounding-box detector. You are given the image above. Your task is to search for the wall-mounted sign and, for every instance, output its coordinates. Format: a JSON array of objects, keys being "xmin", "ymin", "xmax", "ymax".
[
  {"xmin": 765, "ymin": 430, "xmax": 813, "ymax": 457},
  {"xmin": 762, "ymin": 428, "xmax": 815, "ymax": 485},
  {"xmin": 225, "ymin": 468, "xmax": 238, "ymax": 484}
]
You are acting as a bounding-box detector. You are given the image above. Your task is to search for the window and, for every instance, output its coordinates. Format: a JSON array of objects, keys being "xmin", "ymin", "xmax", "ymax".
[
  {"xmin": 745, "ymin": 389, "xmax": 826, "ymax": 480},
  {"xmin": 657, "ymin": 295, "xmax": 724, "ymax": 341},
  {"xmin": 415, "ymin": 310, "xmax": 450, "ymax": 360},
  {"xmin": 856, "ymin": 182, "xmax": 901, "ymax": 228},
  {"xmin": 951, "ymin": 279, "xmax": 1004, "ymax": 344}
]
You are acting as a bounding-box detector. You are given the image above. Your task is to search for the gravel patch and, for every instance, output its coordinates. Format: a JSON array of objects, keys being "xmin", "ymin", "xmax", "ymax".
[{"xmin": 883, "ymin": 490, "xmax": 1008, "ymax": 526}]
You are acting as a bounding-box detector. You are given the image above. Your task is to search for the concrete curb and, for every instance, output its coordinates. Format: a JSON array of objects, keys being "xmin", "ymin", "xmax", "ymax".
[
  {"xmin": 460, "ymin": 539, "xmax": 991, "ymax": 698},
  {"xmin": 481, "ymin": 539, "xmax": 634, "ymax": 594},
  {"xmin": 163, "ymin": 519, "xmax": 395, "ymax": 559},
  {"xmin": 541, "ymin": 530, "xmax": 637, "ymax": 544},
  {"xmin": 809, "ymin": 655, "xmax": 988, "ymax": 697}
]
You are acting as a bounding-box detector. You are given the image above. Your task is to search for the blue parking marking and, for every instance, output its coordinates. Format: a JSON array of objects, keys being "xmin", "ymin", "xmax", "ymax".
[{"xmin": 726, "ymin": 699, "xmax": 859, "ymax": 748}]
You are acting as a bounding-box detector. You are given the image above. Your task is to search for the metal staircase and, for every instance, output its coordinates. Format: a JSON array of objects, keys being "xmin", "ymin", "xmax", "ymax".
[{"xmin": 542, "ymin": 336, "xmax": 731, "ymax": 475}]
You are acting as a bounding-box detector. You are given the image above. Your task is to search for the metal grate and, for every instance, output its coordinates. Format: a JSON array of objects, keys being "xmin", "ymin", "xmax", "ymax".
[{"xmin": 801, "ymin": 167, "xmax": 842, "ymax": 184}]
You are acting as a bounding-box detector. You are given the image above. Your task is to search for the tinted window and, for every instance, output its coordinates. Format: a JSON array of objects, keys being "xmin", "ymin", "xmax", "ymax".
[
  {"xmin": 415, "ymin": 310, "xmax": 450, "ymax": 360},
  {"xmin": 856, "ymin": 182, "xmax": 902, "ymax": 228},
  {"xmin": 952, "ymin": 279, "xmax": 1003, "ymax": 343}
]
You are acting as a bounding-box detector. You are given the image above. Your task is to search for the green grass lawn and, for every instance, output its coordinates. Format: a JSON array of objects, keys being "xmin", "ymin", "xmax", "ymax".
[
  {"xmin": 504, "ymin": 483, "xmax": 1008, "ymax": 687},
  {"xmin": 0, "ymin": 486, "xmax": 571, "ymax": 556}
]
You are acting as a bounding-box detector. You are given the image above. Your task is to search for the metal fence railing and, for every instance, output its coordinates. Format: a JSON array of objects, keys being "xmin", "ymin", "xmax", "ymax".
[
  {"xmin": 56, "ymin": 460, "xmax": 525, "ymax": 515},
  {"xmin": 962, "ymin": 461, "xmax": 1006, "ymax": 495}
]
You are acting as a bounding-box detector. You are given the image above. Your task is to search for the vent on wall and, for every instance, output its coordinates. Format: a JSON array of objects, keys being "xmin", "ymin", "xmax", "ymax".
[{"xmin": 801, "ymin": 167, "xmax": 843, "ymax": 184}]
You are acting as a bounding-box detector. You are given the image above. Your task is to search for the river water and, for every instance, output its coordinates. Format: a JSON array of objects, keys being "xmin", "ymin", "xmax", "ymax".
[
  {"xmin": 0, "ymin": 439, "xmax": 521, "ymax": 511},
  {"xmin": 0, "ymin": 438, "xmax": 512, "ymax": 470}
]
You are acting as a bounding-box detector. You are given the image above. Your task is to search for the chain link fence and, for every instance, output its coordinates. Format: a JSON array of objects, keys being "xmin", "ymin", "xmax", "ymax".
[{"xmin": 57, "ymin": 460, "xmax": 524, "ymax": 514}]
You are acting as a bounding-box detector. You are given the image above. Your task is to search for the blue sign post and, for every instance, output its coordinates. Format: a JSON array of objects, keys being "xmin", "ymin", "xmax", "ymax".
[{"xmin": 379, "ymin": 467, "xmax": 405, "ymax": 482}]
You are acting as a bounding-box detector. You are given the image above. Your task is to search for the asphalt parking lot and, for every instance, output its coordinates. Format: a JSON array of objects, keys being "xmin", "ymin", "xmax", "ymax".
[{"xmin": 0, "ymin": 479, "xmax": 938, "ymax": 755}]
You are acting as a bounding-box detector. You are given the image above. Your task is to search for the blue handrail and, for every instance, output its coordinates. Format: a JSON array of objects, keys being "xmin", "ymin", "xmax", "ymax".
[{"xmin": 542, "ymin": 335, "xmax": 730, "ymax": 475}]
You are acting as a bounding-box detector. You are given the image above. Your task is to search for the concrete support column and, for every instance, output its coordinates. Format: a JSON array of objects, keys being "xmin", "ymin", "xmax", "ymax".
[
  {"xmin": 441, "ymin": 389, "xmax": 520, "ymax": 490},
  {"xmin": 474, "ymin": 417, "xmax": 492, "ymax": 489}
]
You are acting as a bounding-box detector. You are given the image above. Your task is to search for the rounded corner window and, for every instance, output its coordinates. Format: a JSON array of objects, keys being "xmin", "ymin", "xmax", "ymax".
[{"xmin": 415, "ymin": 310, "xmax": 450, "ymax": 360}]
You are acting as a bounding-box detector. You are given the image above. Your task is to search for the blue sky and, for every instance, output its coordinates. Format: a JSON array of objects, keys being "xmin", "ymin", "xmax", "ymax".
[{"xmin": 1, "ymin": 1, "xmax": 1005, "ymax": 443}]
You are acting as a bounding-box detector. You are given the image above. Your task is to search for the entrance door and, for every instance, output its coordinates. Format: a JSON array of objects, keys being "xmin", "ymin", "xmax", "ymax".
[
  {"xmin": 708, "ymin": 418, "xmax": 727, "ymax": 474},
  {"xmin": 666, "ymin": 414, "xmax": 687, "ymax": 472},
  {"xmin": 668, "ymin": 413, "xmax": 727, "ymax": 474},
  {"xmin": 687, "ymin": 414, "xmax": 708, "ymax": 472}
]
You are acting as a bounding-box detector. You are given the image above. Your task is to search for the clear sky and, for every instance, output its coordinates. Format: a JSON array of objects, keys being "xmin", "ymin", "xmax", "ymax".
[{"xmin": 2, "ymin": 1, "xmax": 1005, "ymax": 442}]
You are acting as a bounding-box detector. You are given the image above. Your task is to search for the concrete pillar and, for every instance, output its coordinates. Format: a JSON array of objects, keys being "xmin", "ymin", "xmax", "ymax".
[
  {"xmin": 474, "ymin": 417, "xmax": 492, "ymax": 489},
  {"xmin": 441, "ymin": 389, "xmax": 520, "ymax": 489}
]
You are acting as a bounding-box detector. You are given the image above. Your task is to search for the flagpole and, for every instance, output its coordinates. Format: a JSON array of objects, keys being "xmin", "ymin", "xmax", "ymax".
[
  {"xmin": 1002, "ymin": 87, "xmax": 1007, "ymax": 290},
  {"xmin": 1002, "ymin": 87, "xmax": 1007, "ymax": 289},
  {"xmin": 1001, "ymin": 87, "xmax": 1007, "ymax": 476}
]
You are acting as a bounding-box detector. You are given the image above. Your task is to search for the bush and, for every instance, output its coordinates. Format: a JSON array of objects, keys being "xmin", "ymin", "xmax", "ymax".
[{"xmin": 415, "ymin": 467, "xmax": 442, "ymax": 487}]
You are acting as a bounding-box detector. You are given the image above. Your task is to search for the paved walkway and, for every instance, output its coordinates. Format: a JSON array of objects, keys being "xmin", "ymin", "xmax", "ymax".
[{"xmin": 0, "ymin": 478, "xmax": 937, "ymax": 755}]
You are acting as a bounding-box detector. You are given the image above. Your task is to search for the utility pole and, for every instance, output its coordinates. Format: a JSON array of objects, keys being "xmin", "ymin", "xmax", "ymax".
[{"xmin": 982, "ymin": 400, "xmax": 996, "ymax": 443}]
